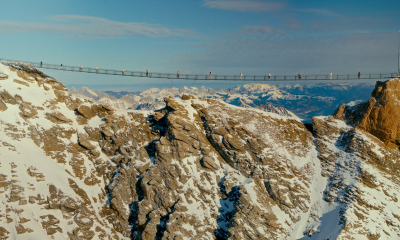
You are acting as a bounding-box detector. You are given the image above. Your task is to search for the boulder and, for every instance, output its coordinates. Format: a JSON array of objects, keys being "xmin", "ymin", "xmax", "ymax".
[
  {"xmin": 102, "ymin": 128, "xmax": 114, "ymax": 137},
  {"xmin": 78, "ymin": 133, "xmax": 97, "ymax": 150},
  {"xmin": 76, "ymin": 105, "xmax": 96, "ymax": 119},
  {"xmin": 46, "ymin": 112, "xmax": 72, "ymax": 124},
  {"xmin": 0, "ymin": 99, "xmax": 7, "ymax": 111},
  {"xmin": 201, "ymin": 156, "xmax": 220, "ymax": 170}
]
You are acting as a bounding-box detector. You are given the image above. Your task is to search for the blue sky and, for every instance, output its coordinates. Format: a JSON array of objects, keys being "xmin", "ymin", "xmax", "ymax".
[{"xmin": 0, "ymin": 0, "xmax": 399, "ymax": 91}]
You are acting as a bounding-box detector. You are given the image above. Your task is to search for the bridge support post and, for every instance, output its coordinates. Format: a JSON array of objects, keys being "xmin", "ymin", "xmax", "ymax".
[{"xmin": 398, "ymin": 31, "xmax": 400, "ymax": 77}]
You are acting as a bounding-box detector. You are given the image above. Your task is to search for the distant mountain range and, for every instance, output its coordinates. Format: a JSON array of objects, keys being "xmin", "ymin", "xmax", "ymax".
[{"xmin": 69, "ymin": 82, "xmax": 374, "ymax": 121}]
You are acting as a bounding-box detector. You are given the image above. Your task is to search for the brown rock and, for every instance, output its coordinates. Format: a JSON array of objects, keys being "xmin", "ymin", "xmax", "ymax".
[
  {"xmin": 13, "ymin": 79, "xmax": 29, "ymax": 87},
  {"xmin": 0, "ymin": 91, "xmax": 17, "ymax": 105},
  {"xmin": 0, "ymin": 73, "xmax": 8, "ymax": 80},
  {"xmin": 15, "ymin": 224, "xmax": 33, "ymax": 234},
  {"xmin": 40, "ymin": 214, "xmax": 62, "ymax": 235},
  {"xmin": 85, "ymin": 126, "xmax": 102, "ymax": 141},
  {"xmin": 78, "ymin": 133, "xmax": 97, "ymax": 150},
  {"xmin": 19, "ymin": 102, "xmax": 38, "ymax": 119},
  {"xmin": 0, "ymin": 227, "xmax": 10, "ymax": 237},
  {"xmin": 74, "ymin": 213, "xmax": 93, "ymax": 229},
  {"xmin": 46, "ymin": 112, "xmax": 72, "ymax": 124},
  {"xmin": 76, "ymin": 105, "xmax": 96, "ymax": 119},
  {"xmin": 0, "ymin": 99, "xmax": 7, "ymax": 111},
  {"xmin": 101, "ymin": 128, "xmax": 114, "ymax": 137},
  {"xmin": 181, "ymin": 94, "xmax": 195, "ymax": 100},
  {"xmin": 153, "ymin": 109, "xmax": 168, "ymax": 121},
  {"xmin": 92, "ymin": 104, "xmax": 114, "ymax": 118},
  {"xmin": 334, "ymin": 78, "xmax": 400, "ymax": 145},
  {"xmin": 201, "ymin": 156, "xmax": 220, "ymax": 170}
]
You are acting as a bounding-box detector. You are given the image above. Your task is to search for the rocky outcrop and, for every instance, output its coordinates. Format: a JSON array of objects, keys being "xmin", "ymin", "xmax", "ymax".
[
  {"xmin": 334, "ymin": 78, "xmax": 400, "ymax": 145},
  {"xmin": 2, "ymin": 62, "xmax": 400, "ymax": 240},
  {"xmin": 0, "ymin": 63, "xmax": 123, "ymax": 239},
  {"xmin": 312, "ymin": 115, "xmax": 400, "ymax": 239},
  {"xmin": 75, "ymin": 104, "xmax": 114, "ymax": 124},
  {"xmin": 101, "ymin": 95, "xmax": 317, "ymax": 239},
  {"xmin": 78, "ymin": 133, "xmax": 97, "ymax": 150},
  {"xmin": 0, "ymin": 99, "xmax": 6, "ymax": 111}
]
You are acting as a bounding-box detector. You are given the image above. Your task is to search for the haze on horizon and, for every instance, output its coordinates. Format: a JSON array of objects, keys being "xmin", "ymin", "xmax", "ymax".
[{"xmin": 0, "ymin": 0, "xmax": 399, "ymax": 91}]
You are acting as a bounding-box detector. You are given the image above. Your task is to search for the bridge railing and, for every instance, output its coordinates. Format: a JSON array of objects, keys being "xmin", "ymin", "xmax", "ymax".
[{"xmin": 0, "ymin": 57, "xmax": 398, "ymax": 81}]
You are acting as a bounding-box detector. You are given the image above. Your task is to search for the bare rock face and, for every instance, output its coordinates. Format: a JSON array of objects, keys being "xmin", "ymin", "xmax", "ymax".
[
  {"xmin": 334, "ymin": 78, "xmax": 400, "ymax": 145},
  {"xmin": 0, "ymin": 90, "xmax": 18, "ymax": 105},
  {"xmin": 46, "ymin": 111, "xmax": 73, "ymax": 124},
  {"xmin": 2, "ymin": 62, "xmax": 400, "ymax": 240},
  {"xmin": 76, "ymin": 105, "xmax": 96, "ymax": 119},
  {"xmin": 100, "ymin": 95, "xmax": 317, "ymax": 239},
  {"xmin": 311, "ymin": 115, "xmax": 400, "ymax": 239},
  {"xmin": 0, "ymin": 63, "xmax": 124, "ymax": 239},
  {"xmin": 0, "ymin": 99, "xmax": 7, "ymax": 111},
  {"xmin": 78, "ymin": 133, "xmax": 97, "ymax": 150}
]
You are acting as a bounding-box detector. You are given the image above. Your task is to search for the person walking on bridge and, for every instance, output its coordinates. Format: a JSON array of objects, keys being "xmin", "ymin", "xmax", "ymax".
[
  {"xmin": 40, "ymin": 61, "xmax": 42, "ymax": 67},
  {"xmin": 240, "ymin": 73, "xmax": 243, "ymax": 80},
  {"xmin": 177, "ymin": 71, "xmax": 180, "ymax": 79},
  {"xmin": 298, "ymin": 73, "xmax": 301, "ymax": 79},
  {"xmin": 122, "ymin": 68, "xmax": 125, "ymax": 74},
  {"xmin": 80, "ymin": 65, "xmax": 82, "ymax": 72},
  {"xmin": 358, "ymin": 71, "xmax": 361, "ymax": 79},
  {"xmin": 330, "ymin": 72, "xmax": 332, "ymax": 79},
  {"xmin": 96, "ymin": 66, "xmax": 98, "ymax": 73},
  {"xmin": 268, "ymin": 73, "xmax": 271, "ymax": 80},
  {"xmin": 146, "ymin": 69, "xmax": 149, "ymax": 77},
  {"xmin": 60, "ymin": 63, "xmax": 63, "ymax": 69},
  {"xmin": 209, "ymin": 72, "xmax": 212, "ymax": 80}
]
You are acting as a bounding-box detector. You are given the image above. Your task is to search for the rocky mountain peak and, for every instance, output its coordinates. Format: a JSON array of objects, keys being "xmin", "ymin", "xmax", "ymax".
[
  {"xmin": 1, "ymin": 62, "xmax": 400, "ymax": 239},
  {"xmin": 334, "ymin": 78, "xmax": 400, "ymax": 146}
]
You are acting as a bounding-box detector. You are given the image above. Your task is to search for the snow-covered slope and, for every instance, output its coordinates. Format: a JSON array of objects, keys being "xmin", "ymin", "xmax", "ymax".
[
  {"xmin": 1, "ymin": 63, "xmax": 399, "ymax": 239},
  {"xmin": 310, "ymin": 116, "xmax": 400, "ymax": 239},
  {"xmin": 0, "ymin": 63, "xmax": 129, "ymax": 239}
]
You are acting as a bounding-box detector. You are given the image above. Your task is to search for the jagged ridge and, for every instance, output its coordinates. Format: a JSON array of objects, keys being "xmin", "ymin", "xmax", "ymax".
[{"xmin": 0, "ymin": 63, "xmax": 399, "ymax": 239}]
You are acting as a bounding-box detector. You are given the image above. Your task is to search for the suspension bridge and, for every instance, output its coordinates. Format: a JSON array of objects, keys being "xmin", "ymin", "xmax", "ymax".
[{"xmin": 0, "ymin": 57, "xmax": 399, "ymax": 81}]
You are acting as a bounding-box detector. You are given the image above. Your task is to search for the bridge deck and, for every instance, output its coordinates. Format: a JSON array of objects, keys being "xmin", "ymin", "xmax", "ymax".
[{"xmin": 0, "ymin": 58, "xmax": 398, "ymax": 81}]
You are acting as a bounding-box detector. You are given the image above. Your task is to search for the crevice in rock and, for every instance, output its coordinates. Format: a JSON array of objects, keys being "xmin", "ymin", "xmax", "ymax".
[
  {"xmin": 129, "ymin": 178, "xmax": 144, "ymax": 239},
  {"xmin": 154, "ymin": 200, "xmax": 179, "ymax": 240},
  {"xmin": 199, "ymin": 115, "xmax": 234, "ymax": 168},
  {"xmin": 264, "ymin": 180, "xmax": 291, "ymax": 209},
  {"xmin": 149, "ymin": 110, "xmax": 169, "ymax": 137},
  {"xmin": 214, "ymin": 180, "xmax": 241, "ymax": 239},
  {"xmin": 129, "ymin": 201, "xmax": 140, "ymax": 239},
  {"xmin": 304, "ymin": 122, "xmax": 313, "ymax": 135}
]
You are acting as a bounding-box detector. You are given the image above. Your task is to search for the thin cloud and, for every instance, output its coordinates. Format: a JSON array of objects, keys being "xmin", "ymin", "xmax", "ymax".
[
  {"xmin": 223, "ymin": 24, "xmax": 284, "ymax": 38},
  {"xmin": 298, "ymin": 8, "xmax": 339, "ymax": 17},
  {"xmin": 167, "ymin": 32, "xmax": 398, "ymax": 75},
  {"xmin": 284, "ymin": 18, "xmax": 304, "ymax": 30},
  {"xmin": 0, "ymin": 15, "xmax": 198, "ymax": 39},
  {"xmin": 239, "ymin": 25, "xmax": 274, "ymax": 36},
  {"xmin": 203, "ymin": 0, "xmax": 285, "ymax": 12}
]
